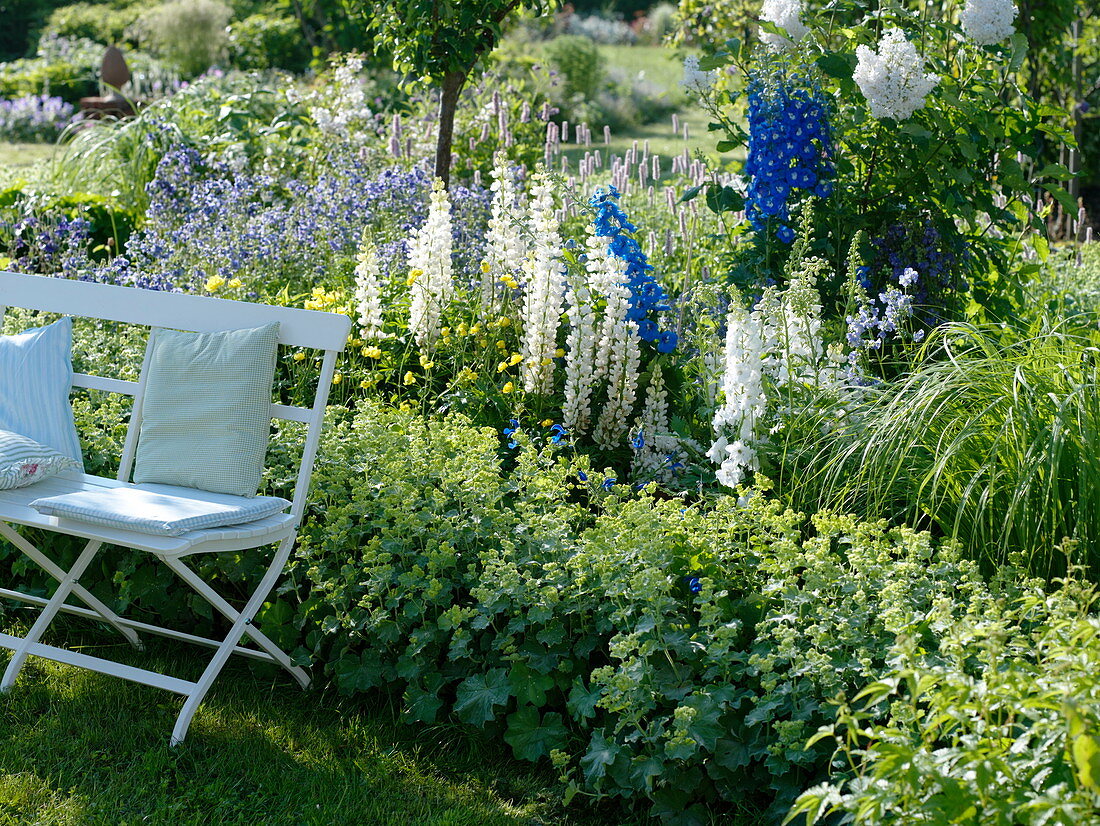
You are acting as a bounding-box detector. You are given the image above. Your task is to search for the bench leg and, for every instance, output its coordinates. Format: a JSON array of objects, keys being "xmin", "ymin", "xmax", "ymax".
[
  {"xmin": 170, "ymin": 535, "xmax": 301, "ymax": 746},
  {"xmin": 1, "ymin": 539, "xmax": 104, "ymax": 691},
  {"xmin": 0, "ymin": 523, "xmax": 143, "ymax": 651},
  {"xmin": 163, "ymin": 555, "xmax": 310, "ymax": 690}
]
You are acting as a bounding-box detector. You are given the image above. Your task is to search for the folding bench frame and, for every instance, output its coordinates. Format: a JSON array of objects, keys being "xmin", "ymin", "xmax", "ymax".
[{"xmin": 0, "ymin": 271, "xmax": 350, "ymax": 744}]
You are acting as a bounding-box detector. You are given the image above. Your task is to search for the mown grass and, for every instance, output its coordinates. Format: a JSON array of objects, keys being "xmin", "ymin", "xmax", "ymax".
[
  {"xmin": 556, "ymin": 44, "xmax": 737, "ymax": 182},
  {"xmin": 0, "ymin": 142, "xmax": 56, "ymax": 187},
  {"xmin": 0, "ymin": 615, "xmax": 646, "ymax": 826}
]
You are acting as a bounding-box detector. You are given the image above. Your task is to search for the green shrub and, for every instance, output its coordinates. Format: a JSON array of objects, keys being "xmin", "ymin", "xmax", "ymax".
[
  {"xmin": 544, "ymin": 35, "xmax": 604, "ymax": 99},
  {"xmin": 226, "ymin": 12, "xmax": 310, "ymax": 73},
  {"xmin": 43, "ymin": 2, "xmax": 145, "ymax": 47},
  {"xmin": 133, "ymin": 0, "xmax": 232, "ymax": 77},
  {"xmin": 789, "ymin": 567, "xmax": 1100, "ymax": 825},
  {"xmin": 0, "ymin": 56, "xmax": 96, "ymax": 102}
]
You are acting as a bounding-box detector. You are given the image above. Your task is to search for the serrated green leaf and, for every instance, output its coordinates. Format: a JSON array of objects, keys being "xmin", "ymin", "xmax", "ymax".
[
  {"xmin": 816, "ymin": 52, "xmax": 855, "ymax": 81},
  {"xmin": 504, "ymin": 705, "xmax": 567, "ymax": 761},
  {"xmin": 454, "ymin": 668, "xmax": 510, "ymax": 724},
  {"xmin": 580, "ymin": 731, "xmax": 619, "ymax": 781}
]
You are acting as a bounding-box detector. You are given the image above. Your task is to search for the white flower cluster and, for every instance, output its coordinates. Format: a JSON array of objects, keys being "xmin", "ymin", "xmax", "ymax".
[
  {"xmin": 630, "ymin": 363, "xmax": 681, "ymax": 480},
  {"xmin": 854, "ymin": 28, "xmax": 938, "ymax": 121},
  {"xmin": 681, "ymin": 55, "xmax": 716, "ymax": 94},
  {"xmin": 484, "ymin": 156, "xmax": 527, "ymax": 309},
  {"xmin": 759, "ymin": 0, "xmax": 809, "ymax": 50},
  {"xmin": 709, "ymin": 302, "xmax": 767, "ymax": 489},
  {"xmin": 407, "ymin": 179, "xmax": 453, "ymax": 351},
  {"xmin": 593, "ymin": 280, "xmax": 642, "ymax": 449},
  {"xmin": 521, "ymin": 172, "xmax": 567, "ymax": 395},
  {"xmin": 960, "ymin": 0, "xmax": 1016, "ymax": 45},
  {"xmin": 759, "ymin": 268, "xmax": 833, "ymax": 389},
  {"xmin": 562, "ymin": 266, "xmax": 599, "ymax": 435},
  {"xmin": 306, "ymin": 55, "xmax": 372, "ymax": 141},
  {"xmin": 353, "ymin": 233, "xmax": 387, "ymax": 340}
]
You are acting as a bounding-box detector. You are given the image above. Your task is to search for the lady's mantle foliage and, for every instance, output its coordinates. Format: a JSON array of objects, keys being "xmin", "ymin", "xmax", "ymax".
[
  {"xmin": 744, "ymin": 63, "xmax": 833, "ymax": 243},
  {"xmin": 589, "ymin": 185, "xmax": 677, "ymax": 352}
]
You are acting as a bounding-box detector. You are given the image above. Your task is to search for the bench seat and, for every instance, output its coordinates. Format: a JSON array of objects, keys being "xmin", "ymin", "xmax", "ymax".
[{"xmin": 0, "ymin": 473, "xmax": 296, "ymax": 557}]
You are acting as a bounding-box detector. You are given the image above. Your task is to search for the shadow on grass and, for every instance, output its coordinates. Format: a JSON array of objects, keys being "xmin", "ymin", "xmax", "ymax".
[{"xmin": 0, "ymin": 620, "xmax": 647, "ymax": 826}]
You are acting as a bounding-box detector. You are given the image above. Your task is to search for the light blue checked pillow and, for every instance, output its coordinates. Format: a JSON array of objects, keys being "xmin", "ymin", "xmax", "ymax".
[
  {"xmin": 0, "ymin": 317, "xmax": 83, "ymax": 466},
  {"xmin": 0, "ymin": 429, "xmax": 80, "ymax": 490},
  {"xmin": 133, "ymin": 323, "xmax": 280, "ymax": 498},
  {"xmin": 31, "ymin": 483, "xmax": 290, "ymax": 537}
]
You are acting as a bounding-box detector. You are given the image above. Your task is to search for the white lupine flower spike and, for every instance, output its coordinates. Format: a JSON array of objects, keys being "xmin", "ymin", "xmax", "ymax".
[
  {"xmin": 521, "ymin": 171, "xmax": 567, "ymax": 395},
  {"xmin": 484, "ymin": 154, "xmax": 528, "ymax": 310},
  {"xmin": 353, "ymin": 233, "xmax": 387, "ymax": 340},
  {"xmin": 407, "ymin": 178, "xmax": 454, "ymax": 351}
]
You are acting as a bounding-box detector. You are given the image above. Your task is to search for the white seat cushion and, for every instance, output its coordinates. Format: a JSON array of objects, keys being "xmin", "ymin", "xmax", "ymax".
[{"xmin": 30, "ymin": 483, "xmax": 290, "ymax": 537}]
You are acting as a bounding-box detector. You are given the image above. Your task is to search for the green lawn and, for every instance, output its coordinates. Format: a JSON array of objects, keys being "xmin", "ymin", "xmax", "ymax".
[
  {"xmin": 554, "ymin": 44, "xmax": 740, "ymax": 185},
  {"xmin": 0, "ymin": 618, "xmax": 647, "ymax": 826},
  {"xmin": 0, "ymin": 142, "xmax": 56, "ymax": 187}
]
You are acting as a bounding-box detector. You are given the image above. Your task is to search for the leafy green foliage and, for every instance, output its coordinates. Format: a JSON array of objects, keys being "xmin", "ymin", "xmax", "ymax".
[{"xmin": 789, "ymin": 567, "xmax": 1100, "ymax": 825}]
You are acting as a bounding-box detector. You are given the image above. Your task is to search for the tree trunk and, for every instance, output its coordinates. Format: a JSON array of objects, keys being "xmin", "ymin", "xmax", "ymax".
[{"xmin": 434, "ymin": 69, "xmax": 467, "ymax": 188}]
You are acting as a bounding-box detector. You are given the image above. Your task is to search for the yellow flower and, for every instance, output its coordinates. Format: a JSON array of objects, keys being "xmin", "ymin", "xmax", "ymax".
[
  {"xmin": 502, "ymin": 382, "xmax": 514, "ymax": 393},
  {"xmin": 205, "ymin": 275, "xmax": 226, "ymax": 293},
  {"xmin": 541, "ymin": 357, "xmax": 552, "ymax": 366},
  {"xmin": 554, "ymin": 348, "xmax": 565, "ymax": 358},
  {"xmin": 508, "ymin": 353, "xmax": 523, "ymax": 366},
  {"xmin": 470, "ymin": 323, "xmax": 481, "ymax": 335},
  {"xmin": 457, "ymin": 322, "xmax": 469, "ymax": 336},
  {"xmin": 399, "ymin": 401, "xmax": 412, "ymax": 412},
  {"xmin": 497, "ymin": 361, "xmax": 509, "ymax": 373},
  {"xmin": 497, "ymin": 316, "xmax": 512, "ymax": 328},
  {"xmin": 495, "ymin": 340, "xmax": 506, "ymax": 350},
  {"xmin": 440, "ymin": 327, "xmax": 451, "ymax": 337},
  {"xmin": 332, "ymin": 373, "xmax": 343, "ymax": 385},
  {"xmin": 228, "ymin": 278, "xmax": 243, "ymax": 289},
  {"xmin": 403, "ymin": 371, "xmax": 417, "ymax": 385},
  {"xmin": 293, "ymin": 352, "xmax": 306, "ymax": 362},
  {"xmin": 419, "ymin": 355, "xmax": 434, "ymax": 369},
  {"xmin": 478, "ymin": 338, "xmax": 488, "ymax": 348},
  {"xmin": 406, "ymin": 268, "xmax": 423, "ymax": 286},
  {"xmin": 480, "ymin": 260, "xmax": 491, "ymax": 273},
  {"xmin": 359, "ymin": 379, "xmax": 373, "ymax": 389},
  {"xmin": 348, "ymin": 336, "xmax": 363, "ymax": 347},
  {"xmin": 540, "ymin": 419, "xmax": 554, "ymax": 427},
  {"xmin": 457, "ymin": 367, "xmax": 478, "ymax": 384},
  {"xmin": 363, "ymin": 346, "xmax": 382, "ymax": 359}
]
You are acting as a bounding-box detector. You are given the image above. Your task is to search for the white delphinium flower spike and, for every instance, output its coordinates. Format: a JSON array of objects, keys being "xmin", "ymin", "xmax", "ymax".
[
  {"xmin": 760, "ymin": 0, "xmax": 809, "ymax": 50},
  {"xmin": 484, "ymin": 155, "xmax": 527, "ymax": 309},
  {"xmin": 562, "ymin": 266, "xmax": 599, "ymax": 436},
  {"xmin": 521, "ymin": 171, "xmax": 566, "ymax": 395},
  {"xmin": 853, "ymin": 28, "xmax": 938, "ymax": 121},
  {"xmin": 710, "ymin": 301, "xmax": 767, "ymax": 489},
  {"xmin": 960, "ymin": 0, "xmax": 1016, "ymax": 45},
  {"xmin": 353, "ymin": 233, "xmax": 388, "ymax": 340},
  {"xmin": 407, "ymin": 178, "xmax": 453, "ymax": 351}
]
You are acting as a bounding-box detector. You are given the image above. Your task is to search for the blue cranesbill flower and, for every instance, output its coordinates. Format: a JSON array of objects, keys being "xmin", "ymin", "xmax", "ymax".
[
  {"xmin": 550, "ymin": 423, "xmax": 568, "ymax": 444},
  {"xmin": 631, "ymin": 429, "xmax": 645, "ymax": 449},
  {"xmin": 601, "ymin": 477, "xmax": 617, "ymax": 491}
]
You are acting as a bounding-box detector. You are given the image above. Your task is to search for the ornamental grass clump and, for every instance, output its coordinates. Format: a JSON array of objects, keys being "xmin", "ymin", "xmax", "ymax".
[{"xmin": 800, "ymin": 322, "xmax": 1100, "ymax": 579}]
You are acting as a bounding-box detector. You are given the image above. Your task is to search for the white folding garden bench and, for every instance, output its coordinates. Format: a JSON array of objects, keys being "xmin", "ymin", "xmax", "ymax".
[{"xmin": 0, "ymin": 270, "xmax": 350, "ymax": 745}]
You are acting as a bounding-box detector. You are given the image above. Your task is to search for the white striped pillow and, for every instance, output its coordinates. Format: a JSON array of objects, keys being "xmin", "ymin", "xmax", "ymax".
[
  {"xmin": 0, "ymin": 317, "xmax": 83, "ymax": 466},
  {"xmin": 0, "ymin": 429, "xmax": 81, "ymax": 490}
]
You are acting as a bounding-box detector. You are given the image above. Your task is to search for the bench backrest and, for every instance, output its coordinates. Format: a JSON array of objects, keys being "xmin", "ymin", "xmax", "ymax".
[{"xmin": 0, "ymin": 271, "xmax": 351, "ymax": 523}]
